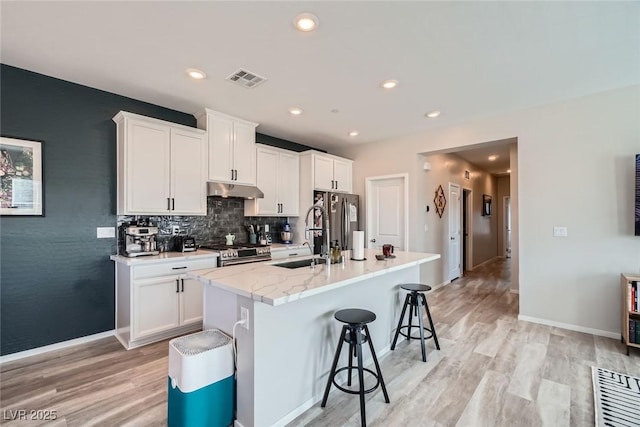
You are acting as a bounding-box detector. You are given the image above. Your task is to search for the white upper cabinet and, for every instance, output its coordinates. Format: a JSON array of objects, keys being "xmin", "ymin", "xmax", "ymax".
[
  {"xmin": 114, "ymin": 111, "xmax": 207, "ymax": 216},
  {"xmin": 314, "ymin": 155, "xmax": 334, "ymax": 191},
  {"xmin": 304, "ymin": 151, "xmax": 353, "ymax": 193},
  {"xmin": 195, "ymin": 109, "xmax": 258, "ymax": 185},
  {"xmin": 277, "ymin": 150, "xmax": 300, "ymax": 215},
  {"xmin": 245, "ymin": 145, "xmax": 299, "ymax": 216},
  {"xmin": 332, "ymin": 158, "xmax": 352, "ymax": 193}
]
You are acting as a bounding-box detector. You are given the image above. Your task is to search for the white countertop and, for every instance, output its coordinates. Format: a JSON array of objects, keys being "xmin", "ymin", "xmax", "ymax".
[
  {"xmin": 189, "ymin": 249, "xmax": 440, "ymax": 306},
  {"xmin": 110, "ymin": 249, "xmax": 218, "ymax": 266}
]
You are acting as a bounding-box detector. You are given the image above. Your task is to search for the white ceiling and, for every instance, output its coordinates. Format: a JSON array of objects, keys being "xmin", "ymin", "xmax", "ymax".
[
  {"xmin": 2, "ymin": 1, "xmax": 638, "ymax": 151},
  {"xmin": 449, "ymin": 141, "xmax": 513, "ymax": 176}
]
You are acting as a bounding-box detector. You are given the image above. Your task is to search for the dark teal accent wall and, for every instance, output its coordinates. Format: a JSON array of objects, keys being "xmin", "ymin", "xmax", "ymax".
[
  {"xmin": 0, "ymin": 65, "xmax": 322, "ymax": 356},
  {"xmin": 256, "ymin": 132, "xmax": 324, "ymax": 153},
  {"xmin": 0, "ymin": 64, "xmax": 197, "ymax": 355}
]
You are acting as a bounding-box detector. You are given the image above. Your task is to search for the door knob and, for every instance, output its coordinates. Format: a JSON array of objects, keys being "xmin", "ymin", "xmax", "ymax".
[
  {"xmin": 451, "ymin": 237, "xmax": 455, "ymax": 240},
  {"xmin": 370, "ymin": 238, "xmax": 376, "ymax": 243}
]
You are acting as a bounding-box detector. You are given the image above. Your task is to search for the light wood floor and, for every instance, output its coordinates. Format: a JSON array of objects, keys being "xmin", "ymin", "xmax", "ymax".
[{"xmin": 1, "ymin": 258, "xmax": 638, "ymax": 426}]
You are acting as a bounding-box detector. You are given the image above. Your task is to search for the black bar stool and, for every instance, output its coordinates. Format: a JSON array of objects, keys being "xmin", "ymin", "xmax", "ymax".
[
  {"xmin": 321, "ymin": 308, "xmax": 390, "ymax": 427},
  {"xmin": 391, "ymin": 283, "xmax": 440, "ymax": 362}
]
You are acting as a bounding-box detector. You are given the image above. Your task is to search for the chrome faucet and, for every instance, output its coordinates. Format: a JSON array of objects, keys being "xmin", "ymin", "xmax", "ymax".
[
  {"xmin": 304, "ymin": 204, "xmax": 331, "ymax": 266},
  {"xmin": 302, "ymin": 241, "xmax": 313, "ymax": 256}
]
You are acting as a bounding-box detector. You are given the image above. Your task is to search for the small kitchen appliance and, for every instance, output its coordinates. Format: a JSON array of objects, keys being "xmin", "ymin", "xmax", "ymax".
[
  {"xmin": 119, "ymin": 224, "xmax": 159, "ymax": 257},
  {"xmin": 280, "ymin": 221, "xmax": 292, "ymax": 244},
  {"xmin": 175, "ymin": 235, "xmax": 197, "ymax": 252},
  {"xmin": 199, "ymin": 243, "xmax": 271, "ymax": 267}
]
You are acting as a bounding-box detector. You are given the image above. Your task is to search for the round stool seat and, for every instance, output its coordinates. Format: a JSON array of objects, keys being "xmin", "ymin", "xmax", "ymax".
[
  {"xmin": 400, "ymin": 283, "xmax": 432, "ymax": 292},
  {"xmin": 335, "ymin": 308, "xmax": 376, "ymax": 325}
]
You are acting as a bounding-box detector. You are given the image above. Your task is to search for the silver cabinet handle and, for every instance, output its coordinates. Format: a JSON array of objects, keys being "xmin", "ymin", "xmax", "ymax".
[
  {"xmin": 181, "ymin": 278, "xmax": 184, "ymax": 292},
  {"xmin": 336, "ymin": 180, "xmax": 338, "ymax": 190},
  {"xmin": 172, "ymin": 198, "xmax": 175, "ymax": 211},
  {"xmin": 231, "ymin": 169, "xmax": 234, "ymax": 180},
  {"xmin": 176, "ymin": 279, "xmax": 180, "ymax": 293},
  {"xmin": 167, "ymin": 198, "xmax": 171, "ymax": 210}
]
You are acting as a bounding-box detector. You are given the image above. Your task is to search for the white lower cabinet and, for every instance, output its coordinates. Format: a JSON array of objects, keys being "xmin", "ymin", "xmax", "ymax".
[{"xmin": 114, "ymin": 256, "xmax": 217, "ymax": 349}]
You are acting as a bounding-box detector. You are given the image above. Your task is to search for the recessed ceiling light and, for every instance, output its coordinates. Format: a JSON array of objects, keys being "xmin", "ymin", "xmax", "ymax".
[
  {"xmin": 488, "ymin": 155, "xmax": 499, "ymax": 161},
  {"xmin": 348, "ymin": 131, "xmax": 359, "ymax": 137},
  {"xmin": 380, "ymin": 79, "xmax": 399, "ymax": 89},
  {"xmin": 186, "ymin": 68, "xmax": 206, "ymax": 80},
  {"xmin": 507, "ymin": 169, "xmax": 511, "ymax": 173},
  {"xmin": 294, "ymin": 13, "xmax": 319, "ymax": 32},
  {"xmin": 425, "ymin": 110, "xmax": 441, "ymax": 118},
  {"xmin": 289, "ymin": 107, "xmax": 303, "ymax": 116}
]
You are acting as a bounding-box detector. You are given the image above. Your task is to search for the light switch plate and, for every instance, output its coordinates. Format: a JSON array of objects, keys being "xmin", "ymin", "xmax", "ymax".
[
  {"xmin": 553, "ymin": 226, "xmax": 568, "ymax": 237},
  {"xmin": 97, "ymin": 227, "xmax": 116, "ymax": 239}
]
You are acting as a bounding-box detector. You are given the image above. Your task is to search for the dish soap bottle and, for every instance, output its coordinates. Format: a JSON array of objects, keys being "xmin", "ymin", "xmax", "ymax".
[{"xmin": 331, "ymin": 240, "xmax": 342, "ymax": 264}]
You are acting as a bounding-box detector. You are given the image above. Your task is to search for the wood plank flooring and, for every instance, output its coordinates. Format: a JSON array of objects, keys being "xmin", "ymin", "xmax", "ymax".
[{"xmin": 1, "ymin": 258, "xmax": 638, "ymax": 426}]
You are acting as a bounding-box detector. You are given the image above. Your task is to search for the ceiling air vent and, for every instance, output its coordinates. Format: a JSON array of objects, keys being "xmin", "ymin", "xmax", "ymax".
[{"xmin": 226, "ymin": 68, "xmax": 267, "ymax": 89}]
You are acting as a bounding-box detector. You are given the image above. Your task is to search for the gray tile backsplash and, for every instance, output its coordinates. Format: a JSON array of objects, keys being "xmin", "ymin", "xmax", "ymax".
[{"xmin": 118, "ymin": 197, "xmax": 290, "ymax": 248}]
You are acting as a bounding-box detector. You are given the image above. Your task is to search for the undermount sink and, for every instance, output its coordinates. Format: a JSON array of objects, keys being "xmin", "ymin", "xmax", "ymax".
[{"xmin": 272, "ymin": 258, "xmax": 327, "ymax": 269}]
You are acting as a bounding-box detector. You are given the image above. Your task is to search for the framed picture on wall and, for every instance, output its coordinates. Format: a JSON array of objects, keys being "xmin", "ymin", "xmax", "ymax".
[
  {"xmin": 0, "ymin": 136, "xmax": 44, "ymax": 216},
  {"xmin": 482, "ymin": 194, "xmax": 492, "ymax": 216}
]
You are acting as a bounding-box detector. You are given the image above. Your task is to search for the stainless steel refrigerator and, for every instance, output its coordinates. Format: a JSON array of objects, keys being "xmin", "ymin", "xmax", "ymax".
[{"xmin": 311, "ymin": 191, "xmax": 360, "ymax": 254}]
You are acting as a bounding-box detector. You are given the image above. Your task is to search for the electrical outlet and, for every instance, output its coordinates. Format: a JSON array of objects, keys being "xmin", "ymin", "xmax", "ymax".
[
  {"xmin": 172, "ymin": 226, "xmax": 180, "ymax": 235},
  {"xmin": 240, "ymin": 307, "xmax": 249, "ymax": 330}
]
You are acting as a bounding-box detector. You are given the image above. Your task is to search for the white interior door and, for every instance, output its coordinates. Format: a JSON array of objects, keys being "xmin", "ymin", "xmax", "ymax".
[
  {"xmin": 504, "ymin": 196, "xmax": 512, "ymax": 258},
  {"xmin": 448, "ymin": 183, "xmax": 461, "ymax": 280},
  {"xmin": 366, "ymin": 176, "xmax": 406, "ymax": 250}
]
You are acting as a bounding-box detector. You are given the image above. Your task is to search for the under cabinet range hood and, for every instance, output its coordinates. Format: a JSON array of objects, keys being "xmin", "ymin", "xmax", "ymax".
[{"xmin": 207, "ymin": 182, "xmax": 264, "ymax": 199}]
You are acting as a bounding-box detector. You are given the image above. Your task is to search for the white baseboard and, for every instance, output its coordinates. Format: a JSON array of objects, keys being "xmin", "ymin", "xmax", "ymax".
[
  {"xmin": 0, "ymin": 330, "xmax": 115, "ymax": 365},
  {"xmin": 517, "ymin": 315, "xmax": 618, "ymax": 340},
  {"xmin": 271, "ymin": 345, "xmax": 392, "ymax": 426},
  {"xmin": 429, "ymin": 280, "xmax": 451, "ymax": 292}
]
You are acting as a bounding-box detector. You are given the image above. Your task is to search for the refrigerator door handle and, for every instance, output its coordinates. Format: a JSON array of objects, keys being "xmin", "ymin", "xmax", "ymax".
[{"xmin": 343, "ymin": 198, "xmax": 349, "ymax": 249}]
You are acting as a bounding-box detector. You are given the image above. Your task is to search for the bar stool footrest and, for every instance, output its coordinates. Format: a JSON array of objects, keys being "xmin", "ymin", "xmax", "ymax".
[
  {"xmin": 397, "ymin": 325, "xmax": 435, "ymax": 341},
  {"xmin": 332, "ymin": 367, "xmax": 381, "ymax": 395}
]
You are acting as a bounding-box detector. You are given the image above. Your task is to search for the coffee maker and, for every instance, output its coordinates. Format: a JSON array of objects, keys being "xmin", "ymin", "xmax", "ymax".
[{"xmin": 119, "ymin": 224, "xmax": 159, "ymax": 257}]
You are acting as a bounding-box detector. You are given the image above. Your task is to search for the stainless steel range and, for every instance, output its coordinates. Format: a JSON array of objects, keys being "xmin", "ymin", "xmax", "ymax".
[{"xmin": 199, "ymin": 243, "xmax": 271, "ymax": 267}]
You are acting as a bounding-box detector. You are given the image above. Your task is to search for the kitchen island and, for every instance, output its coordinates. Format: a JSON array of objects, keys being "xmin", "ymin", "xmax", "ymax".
[{"xmin": 190, "ymin": 248, "xmax": 440, "ymax": 427}]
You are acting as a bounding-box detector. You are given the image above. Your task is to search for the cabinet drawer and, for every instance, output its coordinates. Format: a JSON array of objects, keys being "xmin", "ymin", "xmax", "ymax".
[{"xmin": 133, "ymin": 258, "xmax": 217, "ymax": 279}]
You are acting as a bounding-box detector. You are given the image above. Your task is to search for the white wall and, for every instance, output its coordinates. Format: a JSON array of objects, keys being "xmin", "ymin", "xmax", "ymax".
[{"xmin": 334, "ymin": 85, "xmax": 640, "ymax": 336}]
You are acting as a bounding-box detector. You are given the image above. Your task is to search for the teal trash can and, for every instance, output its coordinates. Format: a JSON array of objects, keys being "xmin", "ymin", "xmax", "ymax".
[{"xmin": 168, "ymin": 329, "xmax": 234, "ymax": 427}]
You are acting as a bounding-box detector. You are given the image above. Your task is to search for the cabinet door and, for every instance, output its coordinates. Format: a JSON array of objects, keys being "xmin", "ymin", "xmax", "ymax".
[
  {"xmin": 333, "ymin": 158, "xmax": 352, "ymax": 193},
  {"xmin": 180, "ymin": 277, "xmax": 203, "ymax": 326},
  {"xmin": 208, "ymin": 114, "xmax": 234, "ymax": 182},
  {"xmin": 132, "ymin": 277, "xmax": 180, "ymax": 340},
  {"xmin": 233, "ymin": 121, "xmax": 257, "ymax": 185},
  {"xmin": 314, "ymin": 155, "xmax": 334, "ymax": 191},
  {"xmin": 254, "ymin": 147, "xmax": 279, "ymax": 215},
  {"xmin": 170, "ymin": 128, "xmax": 207, "ymax": 215},
  {"xmin": 125, "ymin": 120, "xmax": 171, "ymax": 214},
  {"xmin": 278, "ymin": 151, "xmax": 300, "ymax": 216}
]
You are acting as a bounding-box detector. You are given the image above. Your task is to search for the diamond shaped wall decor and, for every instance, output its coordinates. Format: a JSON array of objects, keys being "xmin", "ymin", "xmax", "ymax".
[{"xmin": 434, "ymin": 185, "xmax": 446, "ymax": 218}]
